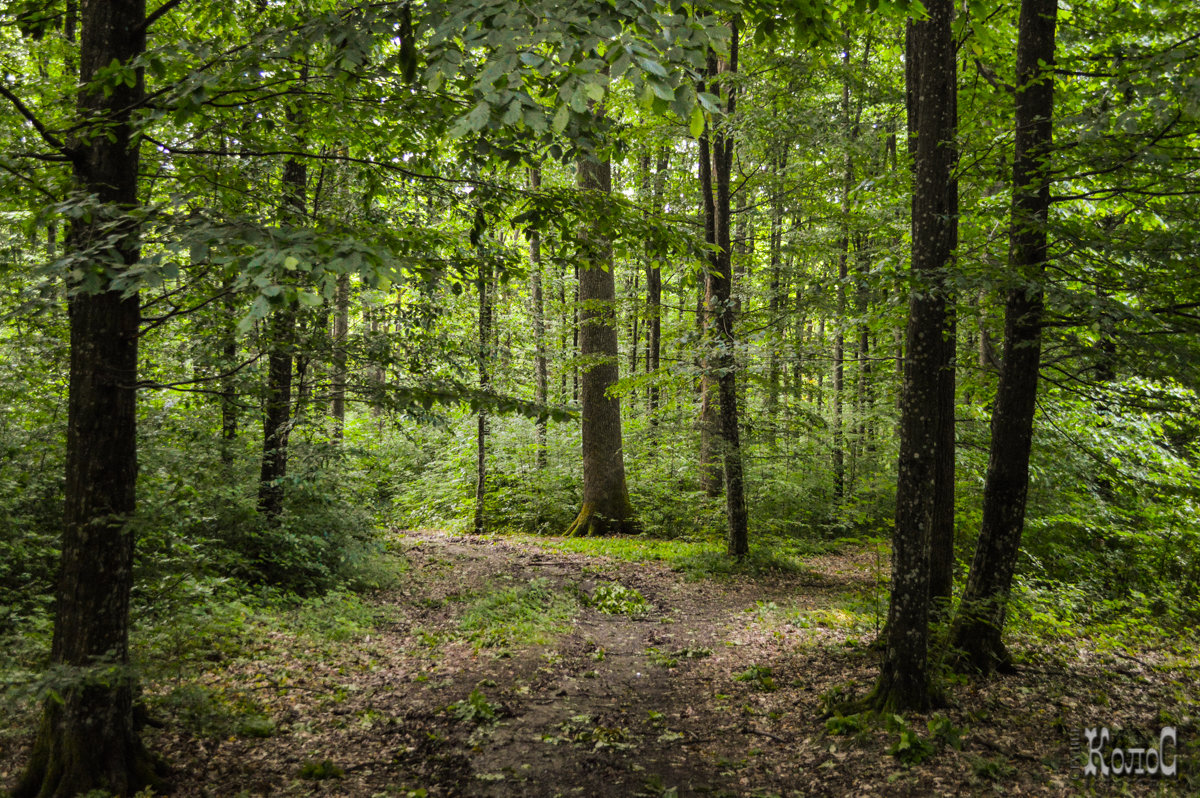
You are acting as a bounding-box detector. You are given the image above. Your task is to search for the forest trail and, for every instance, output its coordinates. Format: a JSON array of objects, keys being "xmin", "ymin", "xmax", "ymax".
[{"xmin": 7, "ymin": 530, "xmax": 1192, "ymax": 797}]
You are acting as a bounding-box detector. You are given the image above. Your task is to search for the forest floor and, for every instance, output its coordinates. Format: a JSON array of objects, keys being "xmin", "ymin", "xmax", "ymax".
[{"xmin": 2, "ymin": 528, "xmax": 1198, "ymax": 797}]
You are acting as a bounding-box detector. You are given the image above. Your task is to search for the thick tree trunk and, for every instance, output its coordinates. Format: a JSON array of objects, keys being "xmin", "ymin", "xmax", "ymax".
[
  {"xmin": 930, "ymin": 42, "xmax": 961, "ymax": 612},
  {"xmin": 950, "ymin": 0, "xmax": 1057, "ymax": 675},
  {"xmin": 16, "ymin": 0, "xmax": 165, "ymax": 795},
  {"xmin": 530, "ymin": 167, "xmax": 548, "ymax": 468},
  {"xmin": 868, "ymin": 0, "xmax": 957, "ymax": 713},
  {"xmin": 565, "ymin": 151, "xmax": 638, "ymax": 536}
]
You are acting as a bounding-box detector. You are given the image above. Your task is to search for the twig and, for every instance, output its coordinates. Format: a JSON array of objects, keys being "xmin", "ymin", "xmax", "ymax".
[{"xmin": 742, "ymin": 726, "xmax": 788, "ymax": 744}]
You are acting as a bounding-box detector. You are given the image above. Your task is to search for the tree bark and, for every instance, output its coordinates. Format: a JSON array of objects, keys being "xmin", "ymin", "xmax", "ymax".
[
  {"xmin": 565, "ymin": 150, "xmax": 638, "ymax": 536},
  {"xmin": 930, "ymin": 35, "xmax": 961, "ymax": 613},
  {"xmin": 646, "ymin": 148, "xmax": 668, "ymax": 424},
  {"xmin": 703, "ymin": 27, "xmax": 750, "ymax": 558},
  {"xmin": 220, "ymin": 276, "xmax": 239, "ymax": 465},
  {"xmin": 950, "ymin": 0, "xmax": 1057, "ymax": 675},
  {"xmin": 331, "ymin": 272, "xmax": 350, "ymax": 440},
  {"xmin": 17, "ymin": 0, "xmax": 165, "ymax": 794},
  {"xmin": 257, "ymin": 156, "xmax": 305, "ymax": 522},
  {"xmin": 765, "ymin": 153, "xmax": 785, "ymax": 448},
  {"xmin": 696, "ymin": 117, "xmax": 723, "ymax": 497},
  {"xmin": 530, "ymin": 166, "xmax": 548, "ymax": 468},
  {"xmin": 474, "ymin": 247, "xmax": 492, "ymax": 535},
  {"xmin": 867, "ymin": 0, "xmax": 957, "ymax": 713}
]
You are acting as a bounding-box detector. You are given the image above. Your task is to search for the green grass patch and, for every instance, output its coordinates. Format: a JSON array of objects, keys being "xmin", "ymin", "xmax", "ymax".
[
  {"xmin": 458, "ymin": 577, "xmax": 577, "ymax": 649},
  {"xmin": 504, "ymin": 533, "xmax": 864, "ymax": 581}
]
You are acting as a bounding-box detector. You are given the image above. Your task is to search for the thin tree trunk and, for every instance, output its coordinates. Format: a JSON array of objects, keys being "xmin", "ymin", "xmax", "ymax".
[
  {"xmin": 833, "ymin": 46, "xmax": 854, "ymax": 505},
  {"xmin": 530, "ymin": 166, "xmax": 548, "ymax": 468},
  {"xmin": 331, "ymin": 272, "xmax": 349, "ymax": 440},
  {"xmin": 565, "ymin": 146, "xmax": 638, "ymax": 536},
  {"xmin": 697, "ymin": 75, "xmax": 723, "ymax": 497},
  {"xmin": 765, "ymin": 153, "xmax": 785, "ymax": 448},
  {"xmin": 474, "ymin": 250, "xmax": 492, "ymax": 535},
  {"xmin": 704, "ymin": 27, "xmax": 749, "ymax": 558},
  {"xmin": 221, "ymin": 280, "xmax": 239, "ymax": 464},
  {"xmin": 950, "ymin": 0, "xmax": 1057, "ymax": 675},
  {"xmin": 646, "ymin": 148, "xmax": 668, "ymax": 424},
  {"xmin": 16, "ymin": 0, "xmax": 165, "ymax": 794}
]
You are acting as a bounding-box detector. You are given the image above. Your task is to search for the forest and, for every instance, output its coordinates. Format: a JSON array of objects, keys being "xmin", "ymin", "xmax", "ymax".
[{"xmin": 0, "ymin": 0, "xmax": 1198, "ymax": 795}]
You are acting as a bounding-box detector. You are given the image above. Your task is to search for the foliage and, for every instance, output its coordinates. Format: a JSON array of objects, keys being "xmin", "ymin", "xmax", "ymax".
[
  {"xmin": 734, "ymin": 664, "xmax": 777, "ymax": 692},
  {"xmin": 457, "ymin": 578, "xmax": 577, "ymax": 649},
  {"xmin": 885, "ymin": 715, "xmax": 936, "ymax": 766},
  {"xmin": 449, "ymin": 688, "xmax": 498, "ymax": 725},
  {"xmin": 587, "ymin": 582, "xmax": 650, "ymax": 615}
]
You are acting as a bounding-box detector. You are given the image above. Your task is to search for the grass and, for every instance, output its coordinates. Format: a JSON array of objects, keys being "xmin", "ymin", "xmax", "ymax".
[
  {"xmin": 457, "ymin": 577, "xmax": 577, "ymax": 649},
  {"xmin": 498, "ymin": 532, "xmax": 869, "ymax": 581}
]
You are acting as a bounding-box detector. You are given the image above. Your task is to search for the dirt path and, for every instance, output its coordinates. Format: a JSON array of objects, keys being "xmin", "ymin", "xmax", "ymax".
[{"xmin": 4, "ymin": 529, "xmax": 1196, "ymax": 796}]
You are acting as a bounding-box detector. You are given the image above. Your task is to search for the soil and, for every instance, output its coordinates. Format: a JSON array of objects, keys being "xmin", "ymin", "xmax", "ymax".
[{"xmin": 2, "ymin": 529, "xmax": 1196, "ymax": 797}]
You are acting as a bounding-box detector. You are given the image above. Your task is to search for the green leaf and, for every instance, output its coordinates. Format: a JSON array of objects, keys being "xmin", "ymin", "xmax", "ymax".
[
  {"xmin": 689, "ymin": 105, "xmax": 705, "ymax": 137},
  {"xmin": 552, "ymin": 103, "xmax": 569, "ymax": 133}
]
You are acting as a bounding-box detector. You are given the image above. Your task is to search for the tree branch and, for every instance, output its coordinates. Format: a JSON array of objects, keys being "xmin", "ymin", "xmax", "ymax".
[
  {"xmin": 137, "ymin": 0, "xmax": 188, "ymax": 35},
  {"xmin": 0, "ymin": 84, "xmax": 73, "ymax": 158}
]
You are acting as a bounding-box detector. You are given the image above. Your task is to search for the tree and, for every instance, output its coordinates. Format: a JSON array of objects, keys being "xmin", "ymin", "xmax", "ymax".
[
  {"xmin": 257, "ymin": 152, "xmax": 307, "ymax": 523},
  {"xmin": 868, "ymin": 0, "xmax": 958, "ymax": 712},
  {"xmin": 950, "ymin": 0, "xmax": 1058, "ymax": 674},
  {"xmin": 474, "ymin": 216, "xmax": 493, "ymax": 536},
  {"xmin": 698, "ymin": 24, "xmax": 750, "ymax": 558},
  {"xmin": 565, "ymin": 146, "xmax": 638, "ymax": 536},
  {"xmin": 15, "ymin": 0, "xmax": 166, "ymax": 794},
  {"xmin": 529, "ymin": 166, "xmax": 549, "ymax": 468}
]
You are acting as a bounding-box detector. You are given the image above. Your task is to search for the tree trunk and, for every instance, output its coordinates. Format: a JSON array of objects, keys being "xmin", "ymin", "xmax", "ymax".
[
  {"xmin": 331, "ymin": 272, "xmax": 350, "ymax": 440},
  {"xmin": 221, "ymin": 278, "xmax": 239, "ymax": 465},
  {"xmin": 704, "ymin": 29, "xmax": 750, "ymax": 558},
  {"xmin": 646, "ymin": 148, "xmax": 668, "ymax": 424},
  {"xmin": 696, "ymin": 77, "xmax": 723, "ymax": 498},
  {"xmin": 867, "ymin": 0, "xmax": 957, "ymax": 713},
  {"xmin": 930, "ymin": 37, "xmax": 961, "ymax": 613},
  {"xmin": 16, "ymin": 0, "xmax": 165, "ymax": 794},
  {"xmin": 765, "ymin": 153, "xmax": 785, "ymax": 448},
  {"xmin": 950, "ymin": 0, "xmax": 1057, "ymax": 675},
  {"xmin": 565, "ymin": 150, "xmax": 638, "ymax": 536},
  {"xmin": 530, "ymin": 166, "xmax": 548, "ymax": 468},
  {"xmin": 257, "ymin": 156, "xmax": 305, "ymax": 522},
  {"xmin": 833, "ymin": 46, "xmax": 854, "ymax": 505},
  {"xmin": 474, "ymin": 250, "xmax": 492, "ymax": 535}
]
